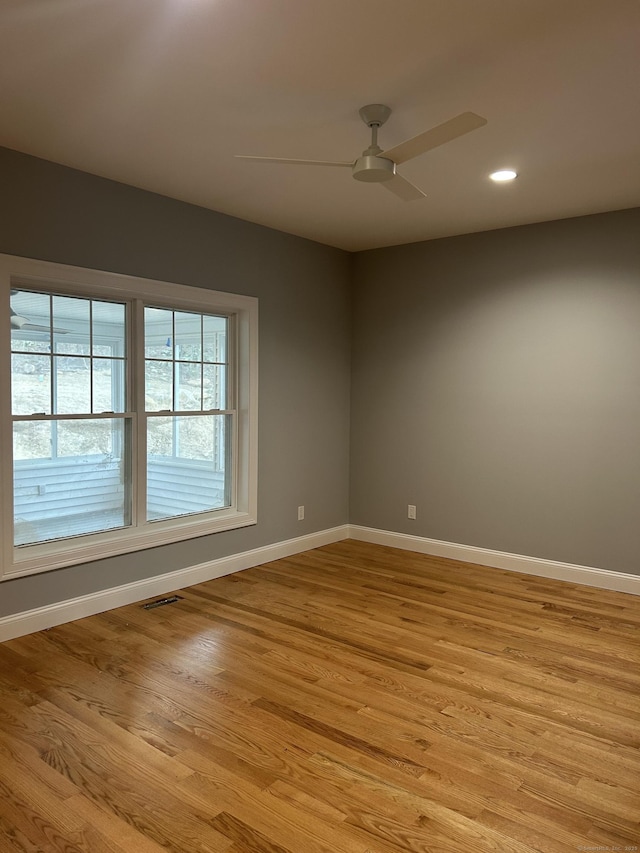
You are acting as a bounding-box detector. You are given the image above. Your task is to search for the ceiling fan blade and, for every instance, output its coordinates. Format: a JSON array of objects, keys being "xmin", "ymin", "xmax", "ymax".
[
  {"xmin": 382, "ymin": 173, "xmax": 426, "ymax": 202},
  {"xmin": 11, "ymin": 318, "xmax": 67, "ymax": 334},
  {"xmin": 10, "ymin": 312, "xmax": 28, "ymax": 329},
  {"xmin": 235, "ymin": 155, "xmax": 353, "ymax": 167},
  {"xmin": 381, "ymin": 111, "xmax": 487, "ymax": 165}
]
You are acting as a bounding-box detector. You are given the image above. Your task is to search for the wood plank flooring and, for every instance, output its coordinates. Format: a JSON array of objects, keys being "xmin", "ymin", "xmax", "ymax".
[{"xmin": 0, "ymin": 539, "xmax": 639, "ymax": 852}]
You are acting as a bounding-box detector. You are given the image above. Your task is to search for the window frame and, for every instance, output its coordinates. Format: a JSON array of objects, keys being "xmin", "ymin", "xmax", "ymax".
[{"xmin": 0, "ymin": 254, "xmax": 258, "ymax": 581}]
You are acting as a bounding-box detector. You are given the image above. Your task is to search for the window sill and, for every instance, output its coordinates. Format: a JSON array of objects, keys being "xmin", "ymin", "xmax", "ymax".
[{"xmin": 3, "ymin": 510, "xmax": 257, "ymax": 580}]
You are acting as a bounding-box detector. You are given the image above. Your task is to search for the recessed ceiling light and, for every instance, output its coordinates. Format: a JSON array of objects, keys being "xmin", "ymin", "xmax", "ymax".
[{"xmin": 490, "ymin": 169, "xmax": 518, "ymax": 182}]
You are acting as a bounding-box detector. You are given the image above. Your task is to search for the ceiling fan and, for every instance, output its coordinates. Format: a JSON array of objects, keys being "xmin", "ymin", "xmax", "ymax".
[{"xmin": 236, "ymin": 104, "xmax": 487, "ymax": 201}]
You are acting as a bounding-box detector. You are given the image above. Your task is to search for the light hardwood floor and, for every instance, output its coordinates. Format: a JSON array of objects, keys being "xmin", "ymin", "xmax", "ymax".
[{"xmin": 0, "ymin": 540, "xmax": 639, "ymax": 852}]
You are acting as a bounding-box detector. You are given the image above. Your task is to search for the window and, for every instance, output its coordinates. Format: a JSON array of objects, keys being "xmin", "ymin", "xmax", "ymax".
[
  {"xmin": 144, "ymin": 307, "xmax": 231, "ymax": 522},
  {"xmin": 0, "ymin": 255, "xmax": 258, "ymax": 579}
]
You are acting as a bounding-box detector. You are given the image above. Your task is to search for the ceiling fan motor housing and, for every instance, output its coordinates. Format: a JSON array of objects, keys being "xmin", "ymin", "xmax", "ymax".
[{"xmin": 352, "ymin": 155, "xmax": 396, "ymax": 182}]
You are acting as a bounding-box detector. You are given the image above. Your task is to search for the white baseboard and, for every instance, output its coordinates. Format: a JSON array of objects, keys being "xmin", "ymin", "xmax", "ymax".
[
  {"xmin": 3, "ymin": 522, "xmax": 638, "ymax": 642},
  {"xmin": 349, "ymin": 525, "xmax": 640, "ymax": 596},
  {"xmin": 0, "ymin": 525, "xmax": 350, "ymax": 642}
]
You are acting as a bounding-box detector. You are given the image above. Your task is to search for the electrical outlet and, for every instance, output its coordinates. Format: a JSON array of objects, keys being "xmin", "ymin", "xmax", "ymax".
[
  {"xmin": 408, "ymin": 504, "xmax": 416, "ymax": 520},
  {"xmin": 297, "ymin": 505, "xmax": 305, "ymax": 521}
]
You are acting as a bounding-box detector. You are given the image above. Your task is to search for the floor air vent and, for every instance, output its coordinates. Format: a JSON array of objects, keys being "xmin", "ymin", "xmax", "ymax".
[{"xmin": 142, "ymin": 595, "xmax": 184, "ymax": 610}]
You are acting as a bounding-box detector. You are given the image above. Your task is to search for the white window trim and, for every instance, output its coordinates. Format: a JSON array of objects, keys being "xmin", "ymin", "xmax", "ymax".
[{"xmin": 0, "ymin": 254, "xmax": 258, "ymax": 580}]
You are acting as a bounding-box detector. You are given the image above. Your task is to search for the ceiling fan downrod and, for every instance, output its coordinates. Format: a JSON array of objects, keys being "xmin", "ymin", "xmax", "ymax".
[{"xmin": 354, "ymin": 104, "xmax": 395, "ymax": 182}]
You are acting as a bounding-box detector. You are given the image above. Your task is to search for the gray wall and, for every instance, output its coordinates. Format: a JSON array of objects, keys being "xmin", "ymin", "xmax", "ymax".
[
  {"xmin": 351, "ymin": 208, "xmax": 640, "ymax": 575},
  {"xmin": 2, "ymin": 144, "xmax": 638, "ymax": 619},
  {"xmin": 0, "ymin": 147, "xmax": 352, "ymax": 616}
]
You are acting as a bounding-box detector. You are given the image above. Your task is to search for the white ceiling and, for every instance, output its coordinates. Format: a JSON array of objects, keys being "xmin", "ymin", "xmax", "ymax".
[{"xmin": 1, "ymin": 0, "xmax": 639, "ymax": 252}]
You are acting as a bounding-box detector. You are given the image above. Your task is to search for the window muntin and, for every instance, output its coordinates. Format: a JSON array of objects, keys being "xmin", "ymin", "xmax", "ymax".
[{"xmin": 1, "ymin": 258, "xmax": 258, "ymax": 580}]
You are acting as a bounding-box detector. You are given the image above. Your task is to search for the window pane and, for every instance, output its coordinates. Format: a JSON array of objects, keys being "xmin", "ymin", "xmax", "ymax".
[
  {"xmin": 53, "ymin": 295, "xmax": 90, "ymax": 355},
  {"xmin": 13, "ymin": 418, "xmax": 131, "ymax": 546},
  {"xmin": 175, "ymin": 311, "xmax": 201, "ymax": 362},
  {"xmin": 176, "ymin": 362, "xmax": 202, "ymax": 410},
  {"xmin": 203, "ymin": 364, "xmax": 226, "ymax": 409},
  {"xmin": 203, "ymin": 314, "xmax": 227, "ymax": 363},
  {"xmin": 145, "ymin": 307, "xmax": 173, "ymax": 359},
  {"xmin": 146, "ymin": 415, "xmax": 173, "ymax": 457},
  {"xmin": 11, "ymin": 291, "xmax": 51, "ymax": 352},
  {"xmin": 54, "ymin": 355, "xmax": 91, "ymax": 414},
  {"xmin": 12, "ymin": 353, "xmax": 51, "ymax": 415},
  {"xmin": 92, "ymin": 300, "xmax": 126, "ymax": 357},
  {"xmin": 147, "ymin": 414, "xmax": 230, "ymax": 521},
  {"xmin": 56, "ymin": 417, "xmax": 118, "ymax": 457},
  {"xmin": 13, "ymin": 420, "xmax": 52, "ymax": 461},
  {"xmin": 145, "ymin": 360, "xmax": 173, "ymax": 410},
  {"xmin": 93, "ymin": 358, "xmax": 125, "ymax": 412}
]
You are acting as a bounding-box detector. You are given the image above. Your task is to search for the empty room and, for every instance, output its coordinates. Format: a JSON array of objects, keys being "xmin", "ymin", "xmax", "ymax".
[{"xmin": 0, "ymin": 1, "xmax": 639, "ymax": 851}]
